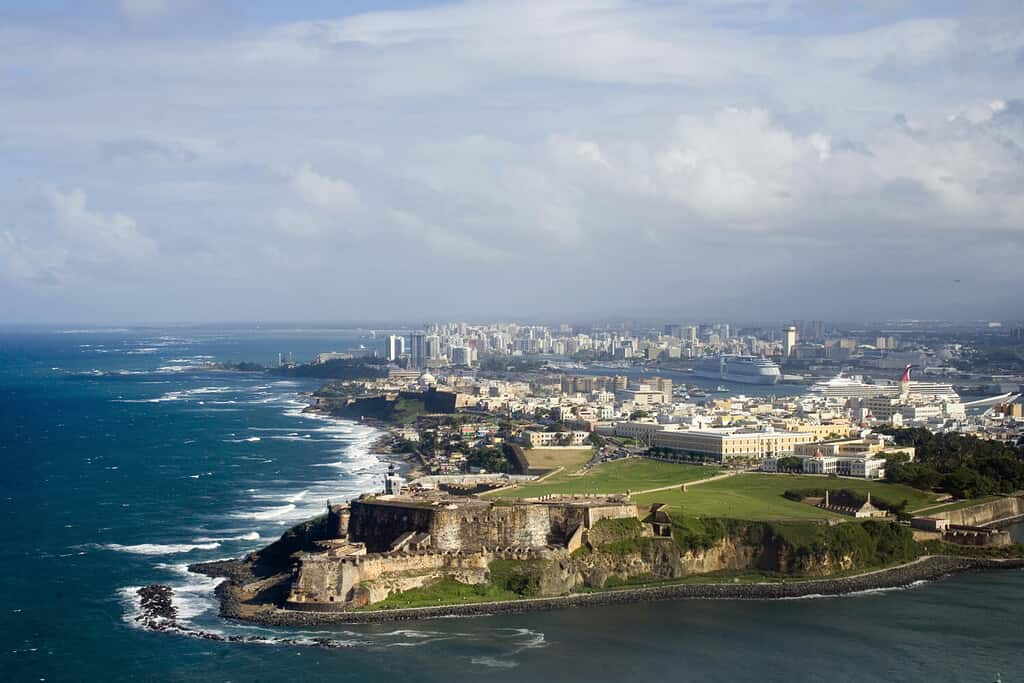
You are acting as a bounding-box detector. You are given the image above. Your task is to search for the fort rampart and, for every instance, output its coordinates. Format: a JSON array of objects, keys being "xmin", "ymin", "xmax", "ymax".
[{"xmin": 933, "ymin": 496, "xmax": 1024, "ymax": 527}]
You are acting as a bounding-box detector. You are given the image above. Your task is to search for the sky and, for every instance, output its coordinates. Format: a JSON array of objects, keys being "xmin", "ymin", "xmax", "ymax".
[{"xmin": 1, "ymin": 0, "xmax": 1022, "ymax": 325}]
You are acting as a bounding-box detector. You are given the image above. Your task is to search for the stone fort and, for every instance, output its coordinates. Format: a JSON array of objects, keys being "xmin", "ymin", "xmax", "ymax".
[{"xmin": 284, "ymin": 491, "xmax": 637, "ymax": 610}]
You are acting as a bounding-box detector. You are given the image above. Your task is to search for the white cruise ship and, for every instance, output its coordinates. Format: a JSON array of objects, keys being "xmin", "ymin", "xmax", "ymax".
[
  {"xmin": 690, "ymin": 355, "xmax": 781, "ymax": 385},
  {"xmin": 809, "ymin": 371, "xmax": 958, "ymax": 401}
]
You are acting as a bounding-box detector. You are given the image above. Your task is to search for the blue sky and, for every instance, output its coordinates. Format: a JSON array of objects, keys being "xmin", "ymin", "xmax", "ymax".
[{"xmin": 1, "ymin": 0, "xmax": 1022, "ymax": 324}]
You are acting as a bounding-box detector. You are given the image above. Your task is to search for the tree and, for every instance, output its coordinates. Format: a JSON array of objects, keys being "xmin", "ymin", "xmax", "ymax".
[{"xmin": 776, "ymin": 456, "xmax": 803, "ymax": 473}]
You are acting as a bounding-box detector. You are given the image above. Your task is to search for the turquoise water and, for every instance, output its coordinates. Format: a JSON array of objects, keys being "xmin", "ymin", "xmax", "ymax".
[{"xmin": 1, "ymin": 328, "xmax": 1022, "ymax": 682}]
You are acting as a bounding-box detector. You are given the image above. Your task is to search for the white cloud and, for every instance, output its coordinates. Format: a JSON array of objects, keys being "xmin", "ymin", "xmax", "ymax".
[
  {"xmin": 0, "ymin": 230, "xmax": 67, "ymax": 285},
  {"xmin": 1, "ymin": 1, "xmax": 1022, "ymax": 321},
  {"xmin": 291, "ymin": 164, "xmax": 358, "ymax": 211},
  {"xmin": 47, "ymin": 188, "xmax": 158, "ymax": 263}
]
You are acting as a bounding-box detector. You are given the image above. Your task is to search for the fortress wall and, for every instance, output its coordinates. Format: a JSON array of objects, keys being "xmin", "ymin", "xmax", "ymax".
[
  {"xmin": 348, "ymin": 500, "xmax": 437, "ymax": 552},
  {"xmin": 288, "ymin": 550, "xmax": 494, "ymax": 609},
  {"xmin": 290, "ymin": 556, "xmax": 348, "ymax": 604},
  {"xmin": 934, "ymin": 497, "xmax": 1024, "ymax": 527},
  {"xmin": 584, "ymin": 503, "xmax": 639, "ymax": 528},
  {"xmin": 432, "ymin": 505, "xmax": 551, "ymax": 551},
  {"xmin": 543, "ymin": 506, "xmax": 587, "ymax": 545},
  {"xmin": 348, "ymin": 498, "xmax": 640, "ymax": 557}
]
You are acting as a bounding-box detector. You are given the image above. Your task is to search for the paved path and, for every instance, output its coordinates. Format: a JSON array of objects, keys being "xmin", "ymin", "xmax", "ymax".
[
  {"xmin": 632, "ymin": 470, "xmax": 739, "ymax": 496},
  {"xmin": 908, "ymin": 499, "xmax": 962, "ymax": 515}
]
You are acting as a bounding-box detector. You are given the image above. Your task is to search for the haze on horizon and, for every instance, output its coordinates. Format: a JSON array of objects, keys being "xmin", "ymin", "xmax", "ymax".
[{"xmin": 1, "ymin": 0, "xmax": 1022, "ymax": 325}]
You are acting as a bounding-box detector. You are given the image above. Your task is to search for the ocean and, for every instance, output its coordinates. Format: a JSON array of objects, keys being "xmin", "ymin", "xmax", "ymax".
[{"xmin": 1, "ymin": 327, "xmax": 1021, "ymax": 682}]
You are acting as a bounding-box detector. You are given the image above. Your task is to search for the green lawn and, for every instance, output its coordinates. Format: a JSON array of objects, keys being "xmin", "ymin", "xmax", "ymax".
[
  {"xmin": 523, "ymin": 447, "xmax": 594, "ymax": 471},
  {"xmin": 488, "ymin": 458, "xmax": 722, "ymax": 499},
  {"xmin": 634, "ymin": 473, "xmax": 942, "ymax": 521},
  {"xmin": 360, "ymin": 578, "xmax": 519, "ymax": 610}
]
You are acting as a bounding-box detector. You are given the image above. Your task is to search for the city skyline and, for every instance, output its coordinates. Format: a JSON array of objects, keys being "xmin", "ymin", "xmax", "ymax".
[{"xmin": 1, "ymin": 1, "xmax": 1023, "ymax": 323}]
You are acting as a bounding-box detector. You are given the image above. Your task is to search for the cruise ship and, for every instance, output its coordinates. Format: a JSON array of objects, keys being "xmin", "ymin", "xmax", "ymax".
[
  {"xmin": 690, "ymin": 355, "xmax": 781, "ymax": 385},
  {"xmin": 808, "ymin": 371, "xmax": 959, "ymax": 401}
]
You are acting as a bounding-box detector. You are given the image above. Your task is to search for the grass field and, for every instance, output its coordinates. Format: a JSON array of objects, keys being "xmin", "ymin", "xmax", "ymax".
[
  {"xmin": 359, "ymin": 578, "xmax": 519, "ymax": 610},
  {"xmin": 633, "ymin": 473, "xmax": 942, "ymax": 521},
  {"xmin": 488, "ymin": 457, "xmax": 722, "ymax": 499},
  {"xmin": 523, "ymin": 447, "xmax": 594, "ymax": 471}
]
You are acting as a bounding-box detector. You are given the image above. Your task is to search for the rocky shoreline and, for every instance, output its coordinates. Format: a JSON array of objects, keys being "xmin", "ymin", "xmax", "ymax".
[
  {"xmin": 204, "ymin": 555, "xmax": 1024, "ymax": 627},
  {"xmin": 130, "ymin": 584, "xmax": 359, "ymax": 648},
  {"xmin": 302, "ymin": 402, "xmax": 426, "ymax": 479}
]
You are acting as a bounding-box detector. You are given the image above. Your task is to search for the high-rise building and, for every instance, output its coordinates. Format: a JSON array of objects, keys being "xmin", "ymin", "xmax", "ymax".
[
  {"xmin": 450, "ymin": 346, "xmax": 472, "ymax": 367},
  {"xmin": 784, "ymin": 326, "xmax": 798, "ymax": 357},
  {"xmin": 664, "ymin": 324, "xmax": 683, "ymax": 338},
  {"xmin": 385, "ymin": 335, "xmax": 405, "ymax": 361},
  {"xmin": 410, "ymin": 332, "xmax": 426, "ymax": 369},
  {"xmin": 424, "ymin": 335, "xmax": 442, "ymax": 363}
]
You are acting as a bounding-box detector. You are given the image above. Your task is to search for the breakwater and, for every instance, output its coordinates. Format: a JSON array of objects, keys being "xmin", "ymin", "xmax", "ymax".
[{"xmin": 215, "ymin": 555, "xmax": 1024, "ymax": 626}]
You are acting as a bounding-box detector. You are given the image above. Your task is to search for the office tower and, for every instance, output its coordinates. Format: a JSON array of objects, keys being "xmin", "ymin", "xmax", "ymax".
[
  {"xmin": 385, "ymin": 335, "xmax": 404, "ymax": 361},
  {"xmin": 410, "ymin": 332, "xmax": 426, "ymax": 369},
  {"xmin": 784, "ymin": 326, "xmax": 797, "ymax": 357}
]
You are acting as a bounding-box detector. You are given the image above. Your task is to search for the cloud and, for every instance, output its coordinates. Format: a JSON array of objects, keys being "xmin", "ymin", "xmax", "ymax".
[
  {"xmin": 291, "ymin": 164, "xmax": 358, "ymax": 210},
  {"xmin": 273, "ymin": 165, "xmax": 360, "ymax": 238},
  {"xmin": 0, "ymin": 230, "xmax": 67, "ymax": 285},
  {"xmin": 47, "ymin": 188, "xmax": 158, "ymax": 263},
  {"xmin": 0, "ymin": 1, "xmax": 1022, "ymax": 322}
]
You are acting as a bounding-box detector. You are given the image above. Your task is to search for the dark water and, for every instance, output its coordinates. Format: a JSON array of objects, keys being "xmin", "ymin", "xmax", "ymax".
[{"xmin": 1, "ymin": 328, "xmax": 1022, "ymax": 682}]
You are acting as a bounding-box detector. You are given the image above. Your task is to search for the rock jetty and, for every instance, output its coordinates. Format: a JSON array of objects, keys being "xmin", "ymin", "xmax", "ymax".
[{"xmin": 130, "ymin": 584, "xmax": 355, "ymax": 648}]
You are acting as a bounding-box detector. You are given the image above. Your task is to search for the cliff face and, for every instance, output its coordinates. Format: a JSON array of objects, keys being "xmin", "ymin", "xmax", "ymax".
[{"xmin": 680, "ymin": 538, "xmax": 759, "ymax": 575}]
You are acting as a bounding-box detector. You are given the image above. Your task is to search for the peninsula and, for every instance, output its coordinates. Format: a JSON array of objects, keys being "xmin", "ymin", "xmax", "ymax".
[
  {"xmin": 189, "ymin": 464, "xmax": 1024, "ymax": 624},
  {"xmin": 187, "ymin": 320, "xmax": 1024, "ymax": 624}
]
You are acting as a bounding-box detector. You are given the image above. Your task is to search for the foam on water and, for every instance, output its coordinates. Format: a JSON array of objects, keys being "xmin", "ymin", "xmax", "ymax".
[
  {"xmin": 191, "ymin": 532, "xmax": 261, "ymax": 543},
  {"xmin": 776, "ymin": 580, "xmax": 932, "ymax": 601},
  {"xmin": 284, "ymin": 490, "xmax": 309, "ymax": 503},
  {"xmin": 100, "ymin": 542, "xmax": 222, "ymax": 555},
  {"xmin": 106, "ymin": 364, "xmax": 399, "ymax": 645},
  {"xmin": 233, "ymin": 504, "xmax": 297, "ymax": 520}
]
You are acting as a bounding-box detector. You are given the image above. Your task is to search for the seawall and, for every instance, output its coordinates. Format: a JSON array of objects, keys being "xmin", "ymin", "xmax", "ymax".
[
  {"xmin": 220, "ymin": 555, "xmax": 1024, "ymax": 626},
  {"xmin": 933, "ymin": 496, "xmax": 1024, "ymax": 527}
]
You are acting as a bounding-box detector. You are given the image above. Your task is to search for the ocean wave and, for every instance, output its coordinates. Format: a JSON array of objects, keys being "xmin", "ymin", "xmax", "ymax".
[
  {"xmin": 284, "ymin": 490, "xmax": 309, "ymax": 503},
  {"xmin": 470, "ymin": 657, "xmax": 519, "ymax": 669},
  {"xmin": 233, "ymin": 504, "xmax": 297, "ymax": 521},
  {"xmin": 776, "ymin": 580, "xmax": 932, "ymax": 601},
  {"xmin": 100, "ymin": 542, "xmax": 222, "ymax": 555},
  {"xmin": 192, "ymin": 532, "xmax": 261, "ymax": 543},
  {"xmin": 224, "ymin": 436, "xmax": 261, "ymax": 443},
  {"xmin": 187, "ymin": 386, "xmax": 234, "ymax": 395},
  {"xmin": 114, "ymin": 391, "xmax": 183, "ymax": 403}
]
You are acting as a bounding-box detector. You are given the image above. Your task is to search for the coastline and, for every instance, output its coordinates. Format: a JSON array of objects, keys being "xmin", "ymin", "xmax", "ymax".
[
  {"xmin": 208, "ymin": 555, "xmax": 1024, "ymax": 627},
  {"xmin": 301, "ymin": 400, "xmax": 427, "ymax": 480},
  {"xmin": 183, "ymin": 391, "xmax": 1024, "ymax": 628}
]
